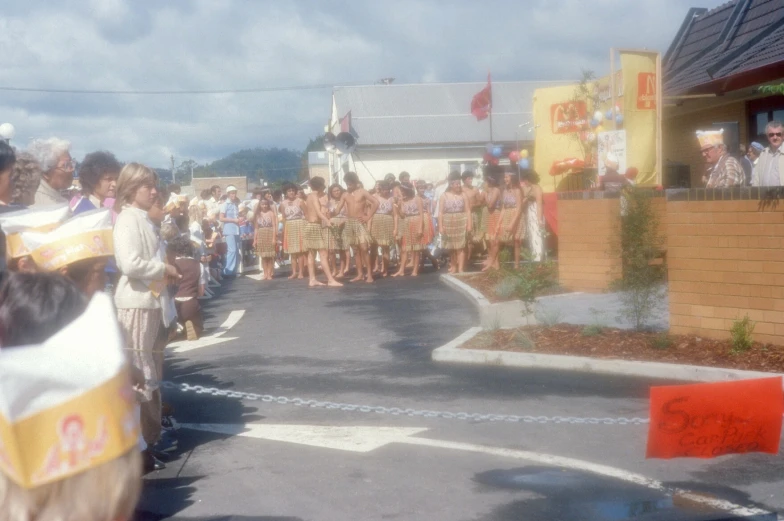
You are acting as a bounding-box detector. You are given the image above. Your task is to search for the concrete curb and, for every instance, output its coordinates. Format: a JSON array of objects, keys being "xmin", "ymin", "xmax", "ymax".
[
  {"xmin": 432, "ymin": 329, "xmax": 784, "ymax": 383},
  {"xmin": 441, "ymin": 273, "xmax": 536, "ymax": 329}
]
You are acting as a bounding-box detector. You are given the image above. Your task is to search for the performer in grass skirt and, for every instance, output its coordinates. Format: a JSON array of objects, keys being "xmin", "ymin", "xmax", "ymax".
[
  {"xmin": 496, "ymin": 167, "xmax": 525, "ymax": 269},
  {"xmin": 327, "ymin": 184, "xmax": 349, "ymax": 277},
  {"xmin": 369, "ymin": 181, "xmax": 397, "ymax": 276},
  {"xmin": 481, "ymin": 166, "xmax": 503, "ymax": 271},
  {"xmin": 392, "ymin": 182, "xmax": 423, "ymax": 277},
  {"xmin": 253, "ymin": 197, "xmax": 277, "ymax": 280},
  {"xmin": 438, "ymin": 171, "xmax": 472, "ymax": 273},
  {"xmin": 280, "ymin": 183, "xmax": 306, "ymax": 279},
  {"xmin": 416, "ymin": 180, "xmax": 439, "ymax": 270},
  {"xmin": 462, "ymin": 171, "xmax": 484, "ymax": 262}
]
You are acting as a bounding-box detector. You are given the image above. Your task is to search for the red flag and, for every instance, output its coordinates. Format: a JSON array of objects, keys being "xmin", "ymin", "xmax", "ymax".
[
  {"xmin": 471, "ymin": 74, "xmax": 492, "ymax": 121},
  {"xmin": 340, "ymin": 111, "xmax": 351, "ymax": 133}
]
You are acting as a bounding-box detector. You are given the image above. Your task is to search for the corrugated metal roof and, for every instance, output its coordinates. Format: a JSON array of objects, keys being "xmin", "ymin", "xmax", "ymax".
[
  {"xmin": 664, "ymin": 0, "xmax": 784, "ymax": 95},
  {"xmin": 332, "ymin": 81, "xmax": 573, "ymax": 147}
]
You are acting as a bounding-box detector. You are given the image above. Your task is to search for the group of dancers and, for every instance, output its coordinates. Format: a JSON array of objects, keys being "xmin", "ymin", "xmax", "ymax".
[{"xmin": 250, "ymin": 164, "xmax": 545, "ymax": 286}]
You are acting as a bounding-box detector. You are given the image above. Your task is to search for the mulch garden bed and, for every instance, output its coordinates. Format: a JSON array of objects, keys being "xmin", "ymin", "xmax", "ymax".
[
  {"xmin": 458, "ymin": 268, "xmax": 566, "ymax": 303},
  {"xmin": 461, "ymin": 325, "xmax": 784, "ymax": 373}
]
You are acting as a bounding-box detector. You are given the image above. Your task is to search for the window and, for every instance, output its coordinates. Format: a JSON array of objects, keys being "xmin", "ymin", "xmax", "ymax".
[
  {"xmin": 448, "ymin": 161, "xmax": 480, "ymax": 176},
  {"xmin": 747, "ymin": 96, "xmax": 784, "ymax": 145}
]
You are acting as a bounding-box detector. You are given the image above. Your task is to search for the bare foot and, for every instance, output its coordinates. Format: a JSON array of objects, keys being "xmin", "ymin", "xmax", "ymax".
[
  {"xmin": 309, "ymin": 280, "xmax": 325, "ymax": 287},
  {"xmin": 391, "ymin": 271, "xmax": 404, "ymax": 277},
  {"xmin": 380, "ymin": 272, "xmax": 388, "ymax": 278},
  {"xmin": 411, "ymin": 271, "xmax": 419, "ymax": 276},
  {"xmin": 327, "ymin": 280, "xmax": 344, "ymax": 287},
  {"xmin": 481, "ymin": 264, "xmax": 491, "ymax": 272},
  {"xmin": 297, "ymin": 274, "xmax": 305, "ymax": 279},
  {"xmin": 288, "ymin": 273, "xmax": 297, "ymax": 280},
  {"xmin": 448, "ymin": 267, "xmax": 455, "ymax": 274}
]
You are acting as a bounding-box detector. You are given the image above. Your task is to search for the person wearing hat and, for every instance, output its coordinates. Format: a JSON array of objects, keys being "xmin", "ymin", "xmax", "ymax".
[
  {"xmin": 743, "ymin": 142, "xmax": 764, "ymax": 186},
  {"xmin": 0, "ymin": 203, "xmax": 71, "ymax": 274},
  {"xmin": 598, "ymin": 152, "xmax": 630, "ymax": 193},
  {"xmin": 219, "ymin": 185, "xmax": 241, "ymax": 277},
  {"xmin": 0, "ymin": 275, "xmax": 144, "ymax": 516},
  {"xmin": 697, "ymin": 129, "xmax": 744, "ymax": 189}
]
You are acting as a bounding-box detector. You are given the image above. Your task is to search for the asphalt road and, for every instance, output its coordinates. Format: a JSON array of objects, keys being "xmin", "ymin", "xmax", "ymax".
[{"xmin": 134, "ymin": 268, "xmax": 784, "ymax": 521}]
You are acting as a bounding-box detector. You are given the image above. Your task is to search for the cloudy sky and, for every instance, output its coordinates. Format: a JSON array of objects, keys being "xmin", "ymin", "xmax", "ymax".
[{"xmin": 1, "ymin": 0, "xmax": 726, "ymax": 169}]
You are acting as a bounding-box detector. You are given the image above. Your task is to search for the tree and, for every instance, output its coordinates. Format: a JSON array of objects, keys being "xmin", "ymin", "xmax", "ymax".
[{"xmin": 175, "ymin": 159, "xmax": 198, "ymax": 185}]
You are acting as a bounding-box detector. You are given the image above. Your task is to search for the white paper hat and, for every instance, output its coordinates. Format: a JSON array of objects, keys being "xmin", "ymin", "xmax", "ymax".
[
  {"xmin": 0, "ymin": 292, "xmax": 139, "ymax": 489},
  {"xmin": 0, "ymin": 203, "xmax": 71, "ymax": 260},
  {"xmin": 21, "ymin": 208, "xmax": 113, "ymax": 271}
]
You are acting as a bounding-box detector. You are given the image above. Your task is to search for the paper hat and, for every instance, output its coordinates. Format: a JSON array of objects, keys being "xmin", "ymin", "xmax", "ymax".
[
  {"xmin": 696, "ymin": 129, "xmax": 724, "ymax": 149},
  {"xmin": 225, "ymin": 185, "xmax": 238, "ymax": 193},
  {"xmin": 22, "ymin": 208, "xmax": 114, "ymax": 272},
  {"xmin": 0, "ymin": 203, "xmax": 71, "ymax": 260},
  {"xmin": 0, "ymin": 292, "xmax": 139, "ymax": 489}
]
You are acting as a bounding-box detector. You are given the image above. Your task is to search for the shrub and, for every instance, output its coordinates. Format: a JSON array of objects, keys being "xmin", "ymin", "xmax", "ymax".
[
  {"xmin": 611, "ymin": 187, "xmax": 666, "ymax": 330},
  {"xmin": 650, "ymin": 334, "xmax": 673, "ymax": 350},
  {"xmin": 730, "ymin": 315, "xmax": 755, "ymax": 353},
  {"xmin": 581, "ymin": 324, "xmax": 604, "ymax": 337},
  {"xmin": 494, "ymin": 277, "xmax": 518, "ymax": 300},
  {"xmin": 536, "ymin": 307, "xmax": 564, "ymax": 327}
]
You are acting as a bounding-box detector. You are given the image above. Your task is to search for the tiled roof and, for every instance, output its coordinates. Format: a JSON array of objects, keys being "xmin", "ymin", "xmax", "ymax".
[
  {"xmin": 332, "ymin": 81, "xmax": 573, "ymax": 147},
  {"xmin": 664, "ymin": 0, "xmax": 784, "ymax": 95}
]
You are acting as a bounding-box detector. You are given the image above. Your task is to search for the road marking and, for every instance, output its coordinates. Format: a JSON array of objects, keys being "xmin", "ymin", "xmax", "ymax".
[
  {"xmin": 168, "ymin": 310, "xmax": 245, "ymax": 353},
  {"xmin": 180, "ymin": 423, "xmax": 427, "ymax": 452},
  {"xmin": 245, "ymin": 272, "xmax": 265, "ymax": 281},
  {"xmin": 181, "ymin": 422, "xmax": 771, "ymax": 518}
]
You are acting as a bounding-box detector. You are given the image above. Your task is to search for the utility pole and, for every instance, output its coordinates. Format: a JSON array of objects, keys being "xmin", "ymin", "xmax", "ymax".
[{"xmin": 170, "ymin": 155, "xmax": 176, "ymax": 184}]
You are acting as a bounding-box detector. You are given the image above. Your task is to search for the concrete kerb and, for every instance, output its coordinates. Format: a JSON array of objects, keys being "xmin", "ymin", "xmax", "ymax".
[
  {"xmin": 440, "ymin": 273, "xmax": 536, "ymax": 329},
  {"xmin": 437, "ymin": 276, "xmax": 783, "ymax": 383}
]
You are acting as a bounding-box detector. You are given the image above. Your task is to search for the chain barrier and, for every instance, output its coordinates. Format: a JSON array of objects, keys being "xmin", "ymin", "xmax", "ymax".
[{"xmin": 158, "ymin": 380, "xmax": 650, "ymax": 426}]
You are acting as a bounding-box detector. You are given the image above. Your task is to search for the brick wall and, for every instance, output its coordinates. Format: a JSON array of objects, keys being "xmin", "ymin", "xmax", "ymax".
[
  {"xmin": 663, "ymin": 101, "xmax": 746, "ymax": 187},
  {"xmin": 192, "ymin": 177, "xmax": 249, "ymax": 198},
  {"xmin": 667, "ymin": 193, "xmax": 784, "ymax": 345},
  {"xmin": 557, "ymin": 195, "xmax": 622, "ymax": 292}
]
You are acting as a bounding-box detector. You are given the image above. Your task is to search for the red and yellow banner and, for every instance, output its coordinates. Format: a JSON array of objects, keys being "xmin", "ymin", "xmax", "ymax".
[{"xmin": 621, "ymin": 50, "xmax": 659, "ymax": 186}]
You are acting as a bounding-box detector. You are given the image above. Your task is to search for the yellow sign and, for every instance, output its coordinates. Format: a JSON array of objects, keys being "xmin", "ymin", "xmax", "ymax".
[{"xmin": 621, "ymin": 51, "xmax": 659, "ymax": 186}]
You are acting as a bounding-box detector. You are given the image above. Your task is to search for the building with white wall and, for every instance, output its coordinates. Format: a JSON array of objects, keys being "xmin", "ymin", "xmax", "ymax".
[{"xmin": 326, "ymin": 80, "xmax": 572, "ymax": 187}]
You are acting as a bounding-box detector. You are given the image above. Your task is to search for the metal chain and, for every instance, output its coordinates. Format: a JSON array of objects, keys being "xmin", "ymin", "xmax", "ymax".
[{"xmin": 158, "ymin": 381, "xmax": 650, "ymax": 426}]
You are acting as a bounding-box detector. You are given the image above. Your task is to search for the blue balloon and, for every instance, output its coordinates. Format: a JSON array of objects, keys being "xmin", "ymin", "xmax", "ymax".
[
  {"xmin": 589, "ymin": 118, "xmax": 599, "ymax": 128},
  {"xmin": 615, "ymin": 114, "xmax": 624, "ymax": 126},
  {"xmin": 492, "ymin": 146, "xmax": 503, "ymax": 158},
  {"xmin": 485, "ymin": 143, "xmax": 495, "ymax": 154},
  {"xmin": 518, "ymin": 158, "xmax": 530, "ymax": 169},
  {"xmin": 605, "ymin": 110, "xmax": 614, "ymax": 120}
]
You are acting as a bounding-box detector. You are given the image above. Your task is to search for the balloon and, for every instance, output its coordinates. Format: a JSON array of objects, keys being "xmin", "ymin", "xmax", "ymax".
[
  {"xmin": 520, "ymin": 149, "xmax": 529, "ymax": 159},
  {"xmin": 593, "ymin": 110, "xmax": 604, "ymax": 122},
  {"xmin": 508, "ymin": 151, "xmax": 520, "ymax": 162},
  {"xmin": 595, "ymin": 125, "xmax": 604, "ymax": 134},
  {"xmin": 585, "ymin": 132, "xmax": 596, "ymax": 143},
  {"xmin": 615, "ymin": 114, "xmax": 624, "ymax": 126},
  {"xmin": 590, "ymin": 118, "xmax": 599, "ymax": 128},
  {"xmin": 485, "ymin": 143, "xmax": 495, "ymax": 154},
  {"xmin": 483, "ymin": 152, "xmax": 494, "ymax": 162},
  {"xmin": 489, "ymin": 157, "xmax": 499, "ymax": 166},
  {"xmin": 605, "ymin": 110, "xmax": 614, "ymax": 121},
  {"xmin": 492, "ymin": 146, "xmax": 503, "ymax": 158},
  {"xmin": 518, "ymin": 158, "xmax": 530, "ymax": 169}
]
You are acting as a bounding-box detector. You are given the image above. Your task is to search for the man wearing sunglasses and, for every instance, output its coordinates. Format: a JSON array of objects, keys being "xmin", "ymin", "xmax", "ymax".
[{"xmin": 752, "ymin": 120, "xmax": 784, "ymax": 187}]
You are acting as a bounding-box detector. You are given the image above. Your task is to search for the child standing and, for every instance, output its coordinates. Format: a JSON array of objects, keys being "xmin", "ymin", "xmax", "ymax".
[{"xmin": 253, "ymin": 198, "xmax": 278, "ymax": 280}]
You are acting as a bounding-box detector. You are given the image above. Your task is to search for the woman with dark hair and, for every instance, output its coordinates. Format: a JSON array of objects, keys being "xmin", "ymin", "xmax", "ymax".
[
  {"xmin": 496, "ymin": 167, "xmax": 525, "ymax": 269},
  {"xmin": 438, "ymin": 172, "xmax": 472, "ymax": 274},
  {"xmin": 327, "ymin": 183, "xmax": 349, "ymax": 277},
  {"xmin": 73, "ymin": 151, "xmax": 121, "ymax": 215},
  {"xmin": 253, "ymin": 197, "xmax": 277, "ymax": 280},
  {"xmin": 392, "ymin": 182, "xmax": 423, "ymax": 277},
  {"xmin": 481, "ymin": 166, "xmax": 503, "ymax": 271},
  {"xmin": 521, "ymin": 169, "xmax": 545, "ymax": 262},
  {"xmin": 280, "ymin": 182, "xmax": 306, "ymax": 279},
  {"xmin": 369, "ymin": 180, "xmax": 397, "ymax": 276},
  {"xmin": 415, "ymin": 180, "xmax": 439, "ymax": 271}
]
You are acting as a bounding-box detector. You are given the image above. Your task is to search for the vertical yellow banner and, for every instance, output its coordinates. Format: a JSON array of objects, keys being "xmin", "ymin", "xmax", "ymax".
[{"xmin": 620, "ymin": 51, "xmax": 660, "ymax": 186}]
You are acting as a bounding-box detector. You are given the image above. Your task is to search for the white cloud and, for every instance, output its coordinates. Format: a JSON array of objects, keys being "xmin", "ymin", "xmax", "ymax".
[{"xmin": 0, "ymin": 0, "xmax": 727, "ymax": 169}]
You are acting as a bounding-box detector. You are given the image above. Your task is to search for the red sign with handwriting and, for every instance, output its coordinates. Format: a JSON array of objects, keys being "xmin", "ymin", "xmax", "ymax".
[{"xmin": 647, "ymin": 377, "xmax": 782, "ymax": 459}]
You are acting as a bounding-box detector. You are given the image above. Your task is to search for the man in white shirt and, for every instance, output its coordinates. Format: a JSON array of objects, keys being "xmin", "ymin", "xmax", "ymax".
[{"xmin": 752, "ymin": 120, "xmax": 784, "ymax": 187}]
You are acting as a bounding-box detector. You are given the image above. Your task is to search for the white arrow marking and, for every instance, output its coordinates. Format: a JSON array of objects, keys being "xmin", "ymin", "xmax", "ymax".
[
  {"xmin": 180, "ymin": 423, "xmax": 428, "ymax": 452},
  {"xmin": 168, "ymin": 310, "xmax": 245, "ymax": 353},
  {"xmin": 181, "ymin": 422, "xmax": 770, "ymax": 518}
]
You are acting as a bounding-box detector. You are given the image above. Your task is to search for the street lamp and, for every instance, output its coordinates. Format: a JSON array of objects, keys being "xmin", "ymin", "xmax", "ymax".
[{"xmin": 0, "ymin": 123, "xmax": 15, "ymax": 143}]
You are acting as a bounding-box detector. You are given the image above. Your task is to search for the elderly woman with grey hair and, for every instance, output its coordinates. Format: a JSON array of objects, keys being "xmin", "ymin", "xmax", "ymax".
[{"xmin": 28, "ymin": 137, "xmax": 73, "ymax": 206}]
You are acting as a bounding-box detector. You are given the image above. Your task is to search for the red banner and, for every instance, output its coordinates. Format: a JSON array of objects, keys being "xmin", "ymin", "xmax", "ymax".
[
  {"xmin": 646, "ymin": 377, "xmax": 783, "ymax": 459},
  {"xmin": 471, "ymin": 73, "xmax": 492, "ymax": 121},
  {"xmin": 636, "ymin": 72, "xmax": 657, "ymax": 110},
  {"xmin": 549, "ymin": 101, "xmax": 587, "ymax": 134}
]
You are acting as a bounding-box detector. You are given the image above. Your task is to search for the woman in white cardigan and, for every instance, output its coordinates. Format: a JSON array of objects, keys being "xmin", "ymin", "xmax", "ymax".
[{"xmin": 113, "ymin": 163, "xmax": 179, "ymax": 451}]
